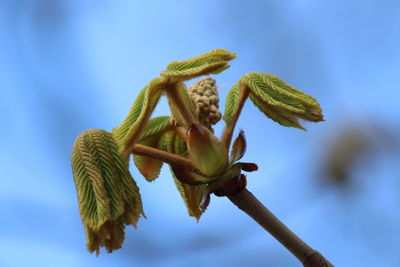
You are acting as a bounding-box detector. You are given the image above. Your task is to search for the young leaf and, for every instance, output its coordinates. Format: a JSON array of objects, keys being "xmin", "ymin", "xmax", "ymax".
[
  {"xmin": 133, "ymin": 116, "xmax": 174, "ymax": 181},
  {"xmin": 241, "ymin": 72, "xmax": 323, "ymax": 129},
  {"xmin": 139, "ymin": 116, "xmax": 172, "ymax": 141},
  {"xmin": 249, "ymin": 93, "xmax": 305, "ymax": 130},
  {"xmin": 186, "ymin": 124, "xmax": 228, "ymax": 177},
  {"xmin": 160, "ymin": 49, "xmax": 237, "ymax": 82},
  {"xmin": 172, "ymin": 173, "xmax": 206, "ymax": 221},
  {"xmin": 134, "ymin": 134, "xmax": 164, "ymax": 182},
  {"xmin": 113, "ymin": 78, "xmax": 164, "ymax": 153},
  {"xmin": 101, "ymin": 132, "xmax": 144, "ymax": 228},
  {"xmin": 158, "ymin": 130, "xmax": 176, "ymax": 154},
  {"xmin": 223, "ymin": 81, "xmax": 241, "ymax": 125},
  {"xmin": 166, "ymin": 83, "xmax": 197, "ymax": 128},
  {"xmin": 159, "ymin": 130, "xmax": 207, "ymax": 220},
  {"xmin": 71, "ymin": 129, "xmax": 144, "ymax": 254},
  {"xmin": 230, "ymin": 130, "xmax": 247, "ymax": 164},
  {"xmin": 113, "ymin": 85, "xmax": 147, "ymax": 145}
]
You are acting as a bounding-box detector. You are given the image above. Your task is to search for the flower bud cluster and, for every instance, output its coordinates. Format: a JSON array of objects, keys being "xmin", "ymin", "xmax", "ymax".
[{"xmin": 188, "ymin": 77, "xmax": 222, "ymax": 127}]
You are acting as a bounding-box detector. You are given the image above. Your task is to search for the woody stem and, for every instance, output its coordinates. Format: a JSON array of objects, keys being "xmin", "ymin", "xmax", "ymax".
[{"xmin": 227, "ymin": 189, "xmax": 334, "ymax": 267}]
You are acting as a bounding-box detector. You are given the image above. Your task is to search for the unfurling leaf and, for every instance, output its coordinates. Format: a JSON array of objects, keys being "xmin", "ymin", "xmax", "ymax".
[
  {"xmin": 160, "ymin": 49, "xmax": 237, "ymax": 82},
  {"xmin": 139, "ymin": 116, "xmax": 172, "ymax": 141},
  {"xmin": 112, "ymin": 78, "xmax": 164, "ymax": 153},
  {"xmin": 249, "ymin": 93, "xmax": 304, "ymax": 129},
  {"xmin": 223, "ymin": 81, "xmax": 241, "ymax": 125},
  {"xmin": 166, "ymin": 83, "xmax": 197, "ymax": 128},
  {"xmin": 134, "ymin": 135, "xmax": 164, "ymax": 182},
  {"xmin": 133, "ymin": 116, "xmax": 172, "ymax": 181},
  {"xmin": 71, "ymin": 129, "xmax": 144, "ymax": 254},
  {"xmin": 173, "ymin": 173, "xmax": 206, "ymax": 221},
  {"xmin": 230, "ymin": 130, "xmax": 247, "ymax": 164},
  {"xmin": 159, "ymin": 130, "xmax": 207, "ymax": 220},
  {"xmin": 187, "ymin": 124, "xmax": 228, "ymax": 177},
  {"xmin": 240, "ymin": 72, "xmax": 323, "ymax": 129}
]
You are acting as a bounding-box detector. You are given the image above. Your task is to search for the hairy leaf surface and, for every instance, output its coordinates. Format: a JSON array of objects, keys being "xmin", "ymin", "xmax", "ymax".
[
  {"xmin": 113, "ymin": 78, "xmax": 164, "ymax": 153},
  {"xmin": 139, "ymin": 116, "xmax": 172, "ymax": 141},
  {"xmin": 134, "ymin": 135, "xmax": 164, "ymax": 182},
  {"xmin": 167, "ymin": 83, "xmax": 197, "ymax": 127},
  {"xmin": 160, "ymin": 49, "xmax": 236, "ymax": 81},
  {"xmin": 159, "ymin": 130, "xmax": 206, "ymax": 220},
  {"xmin": 223, "ymin": 81, "xmax": 241, "ymax": 125},
  {"xmin": 71, "ymin": 129, "xmax": 144, "ymax": 254},
  {"xmin": 249, "ymin": 93, "xmax": 305, "ymax": 129},
  {"xmin": 241, "ymin": 72, "xmax": 323, "ymax": 129}
]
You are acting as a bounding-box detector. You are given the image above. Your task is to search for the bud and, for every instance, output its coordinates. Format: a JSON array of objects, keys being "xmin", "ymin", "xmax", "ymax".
[
  {"xmin": 188, "ymin": 77, "xmax": 222, "ymax": 128},
  {"xmin": 230, "ymin": 130, "xmax": 247, "ymax": 164},
  {"xmin": 71, "ymin": 129, "xmax": 144, "ymax": 254},
  {"xmin": 186, "ymin": 124, "xmax": 228, "ymax": 177}
]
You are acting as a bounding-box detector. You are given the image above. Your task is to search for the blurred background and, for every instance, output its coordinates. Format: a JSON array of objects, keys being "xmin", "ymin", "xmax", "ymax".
[{"xmin": 1, "ymin": 0, "xmax": 400, "ymax": 266}]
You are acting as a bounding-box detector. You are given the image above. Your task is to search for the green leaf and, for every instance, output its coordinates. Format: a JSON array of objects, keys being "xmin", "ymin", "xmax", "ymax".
[
  {"xmin": 71, "ymin": 129, "xmax": 144, "ymax": 254},
  {"xmin": 230, "ymin": 130, "xmax": 247, "ymax": 164},
  {"xmin": 186, "ymin": 124, "xmax": 228, "ymax": 177},
  {"xmin": 113, "ymin": 86, "xmax": 147, "ymax": 145},
  {"xmin": 133, "ymin": 116, "xmax": 177, "ymax": 182},
  {"xmin": 172, "ymin": 173, "xmax": 206, "ymax": 221},
  {"xmin": 139, "ymin": 116, "xmax": 172, "ymax": 141},
  {"xmin": 167, "ymin": 83, "xmax": 197, "ymax": 127},
  {"xmin": 133, "ymin": 116, "xmax": 172, "ymax": 181},
  {"xmin": 113, "ymin": 78, "xmax": 164, "ymax": 153},
  {"xmin": 134, "ymin": 135, "xmax": 164, "ymax": 182},
  {"xmin": 249, "ymin": 93, "xmax": 305, "ymax": 129},
  {"xmin": 160, "ymin": 49, "xmax": 237, "ymax": 82},
  {"xmin": 223, "ymin": 81, "xmax": 241, "ymax": 125},
  {"xmin": 158, "ymin": 130, "xmax": 176, "ymax": 154},
  {"xmin": 158, "ymin": 130, "xmax": 207, "ymax": 221},
  {"xmin": 100, "ymin": 132, "xmax": 144, "ymax": 228},
  {"xmin": 241, "ymin": 72, "xmax": 323, "ymax": 129}
]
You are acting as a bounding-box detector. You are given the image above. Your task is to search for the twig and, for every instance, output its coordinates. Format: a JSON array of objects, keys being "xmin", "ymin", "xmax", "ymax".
[{"xmin": 227, "ymin": 189, "xmax": 334, "ymax": 267}]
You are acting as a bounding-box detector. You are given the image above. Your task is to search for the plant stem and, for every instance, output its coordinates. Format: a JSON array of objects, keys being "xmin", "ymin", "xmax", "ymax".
[
  {"xmin": 130, "ymin": 144, "xmax": 196, "ymax": 170},
  {"xmin": 227, "ymin": 189, "xmax": 334, "ymax": 267}
]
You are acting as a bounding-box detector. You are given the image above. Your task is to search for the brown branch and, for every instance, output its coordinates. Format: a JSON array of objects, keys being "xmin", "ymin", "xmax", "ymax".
[
  {"xmin": 130, "ymin": 144, "xmax": 196, "ymax": 170},
  {"xmin": 221, "ymin": 84, "xmax": 250, "ymax": 151},
  {"xmin": 227, "ymin": 189, "xmax": 334, "ymax": 267}
]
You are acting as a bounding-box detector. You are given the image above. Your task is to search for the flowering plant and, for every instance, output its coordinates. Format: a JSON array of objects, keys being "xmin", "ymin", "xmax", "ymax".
[{"xmin": 71, "ymin": 49, "xmax": 331, "ymax": 266}]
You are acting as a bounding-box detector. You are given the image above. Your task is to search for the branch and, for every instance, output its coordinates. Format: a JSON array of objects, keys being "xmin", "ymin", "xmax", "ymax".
[
  {"xmin": 227, "ymin": 189, "xmax": 334, "ymax": 267},
  {"xmin": 221, "ymin": 84, "xmax": 250, "ymax": 151}
]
